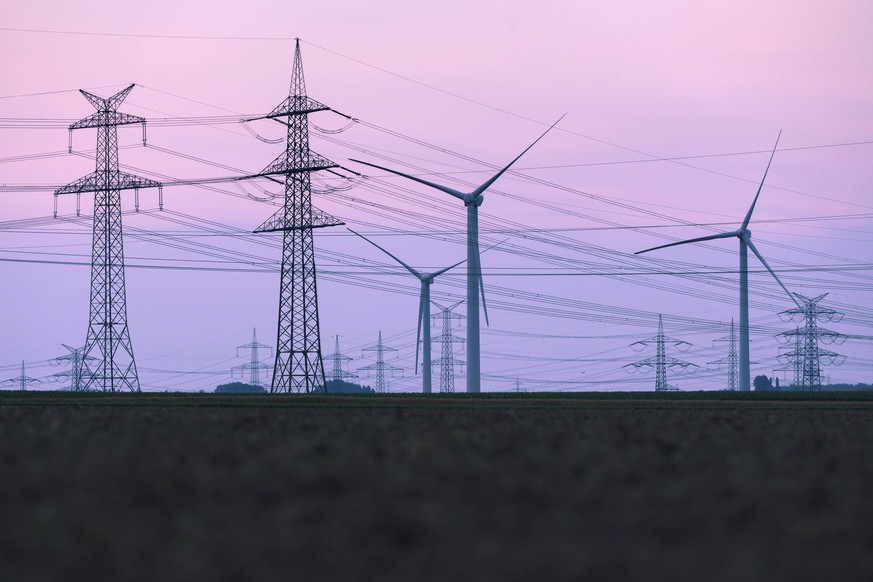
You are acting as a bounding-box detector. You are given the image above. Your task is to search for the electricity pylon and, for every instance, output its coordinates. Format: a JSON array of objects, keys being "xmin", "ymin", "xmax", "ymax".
[
  {"xmin": 431, "ymin": 300, "xmax": 465, "ymax": 393},
  {"xmin": 252, "ymin": 39, "xmax": 343, "ymax": 394},
  {"xmin": 326, "ymin": 335, "xmax": 356, "ymax": 383},
  {"xmin": 232, "ymin": 329, "xmax": 272, "ymax": 387},
  {"xmin": 624, "ymin": 315, "xmax": 698, "ymax": 391},
  {"xmin": 55, "ymin": 84, "xmax": 161, "ymax": 392},
  {"xmin": 778, "ymin": 293, "xmax": 845, "ymax": 390},
  {"xmin": 709, "ymin": 320, "xmax": 740, "ymax": 391},
  {"xmin": 359, "ymin": 331, "xmax": 402, "ymax": 393},
  {"xmin": 49, "ymin": 344, "xmax": 94, "ymax": 391},
  {"xmin": 2, "ymin": 361, "xmax": 42, "ymax": 391}
]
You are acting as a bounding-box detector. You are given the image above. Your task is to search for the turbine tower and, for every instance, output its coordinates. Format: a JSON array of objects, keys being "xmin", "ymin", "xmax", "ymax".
[
  {"xmin": 359, "ymin": 331, "xmax": 402, "ymax": 393},
  {"xmin": 55, "ymin": 84, "xmax": 161, "ymax": 392},
  {"xmin": 252, "ymin": 39, "xmax": 343, "ymax": 393},
  {"xmin": 349, "ymin": 229, "xmax": 464, "ymax": 393},
  {"xmin": 350, "ymin": 116, "xmax": 563, "ymax": 393},
  {"xmin": 636, "ymin": 132, "xmax": 797, "ymax": 391},
  {"xmin": 232, "ymin": 329, "xmax": 272, "ymax": 387},
  {"xmin": 624, "ymin": 315, "xmax": 698, "ymax": 391},
  {"xmin": 431, "ymin": 300, "xmax": 465, "ymax": 393}
]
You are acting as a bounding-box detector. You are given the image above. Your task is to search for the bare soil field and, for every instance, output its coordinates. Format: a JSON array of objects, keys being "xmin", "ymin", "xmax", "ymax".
[{"xmin": 1, "ymin": 392, "xmax": 871, "ymax": 582}]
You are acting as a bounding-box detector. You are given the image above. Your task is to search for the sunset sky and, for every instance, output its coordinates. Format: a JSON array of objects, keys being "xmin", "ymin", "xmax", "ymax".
[{"xmin": 2, "ymin": 0, "xmax": 871, "ymax": 391}]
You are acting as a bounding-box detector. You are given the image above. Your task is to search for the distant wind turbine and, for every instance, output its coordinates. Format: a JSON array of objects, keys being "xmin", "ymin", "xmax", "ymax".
[
  {"xmin": 349, "ymin": 228, "xmax": 465, "ymax": 394},
  {"xmin": 635, "ymin": 131, "xmax": 799, "ymax": 391},
  {"xmin": 350, "ymin": 115, "xmax": 564, "ymax": 392}
]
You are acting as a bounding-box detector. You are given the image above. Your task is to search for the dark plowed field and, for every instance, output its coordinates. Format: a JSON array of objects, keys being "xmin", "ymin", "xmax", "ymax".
[{"xmin": 1, "ymin": 393, "xmax": 872, "ymax": 581}]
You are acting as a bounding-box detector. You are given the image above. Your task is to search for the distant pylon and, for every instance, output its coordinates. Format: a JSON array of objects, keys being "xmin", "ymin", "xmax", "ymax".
[
  {"xmin": 55, "ymin": 84, "xmax": 161, "ymax": 392},
  {"xmin": 431, "ymin": 300, "xmax": 465, "ymax": 393},
  {"xmin": 709, "ymin": 320, "xmax": 740, "ymax": 391},
  {"xmin": 359, "ymin": 331, "xmax": 402, "ymax": 393},
  {"xmin": 2, "ymin": 361, "xmax": 42, "ymax": 390},
  {"xmin": 49, "ymin": 344, "xmax": 94, "ymax": 391},
  {"xmin": 624, "ymin": 315, "xmax": 698, "ymax": 391},
  {"xmin": 232, "ymin": 329, "xmax": 273, "ymax": 387},
  {"xmin": 252, "ymin": 39, "xmax": 343, "ymax": 394},
  {"xmin": 778, "ymin": 293, "xmax": 846, "ymax": 390},
  {"xmin": 326, "ymin": 335, "xmax": 357, "ymax": 383}
]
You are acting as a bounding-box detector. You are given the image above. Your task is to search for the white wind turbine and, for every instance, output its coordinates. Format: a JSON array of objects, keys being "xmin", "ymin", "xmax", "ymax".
[
  {"xmin": 635, "ymin": 131, "xmax": 799, "ymax": 391},
  {"xmin": 350, "ymin": 116, "xmax": 564, "ymax": 392},
  {"xmin": 349, "ymin": 228, "xmax": 465, "ymax": 393}
]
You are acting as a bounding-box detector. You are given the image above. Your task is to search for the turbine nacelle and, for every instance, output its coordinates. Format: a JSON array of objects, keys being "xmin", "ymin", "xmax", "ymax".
[{"xmin": 464, "ymin": 193, "xmax": 484, "ymax": 207}]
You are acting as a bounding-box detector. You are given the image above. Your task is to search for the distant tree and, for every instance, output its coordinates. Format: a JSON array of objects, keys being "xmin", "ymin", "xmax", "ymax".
[
  {"xmin": 215, "ymin": 382, "xmax": 266, "ymax": 394},
  {"xmin": 753, "ymin": 375, "xmax": 774, "ymax": 391},
  {"xmin": 320, "ymin": 379, "xmax": 375, "ymax": 394}
]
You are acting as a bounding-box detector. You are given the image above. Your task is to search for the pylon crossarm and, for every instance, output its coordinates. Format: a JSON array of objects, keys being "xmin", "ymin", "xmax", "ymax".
[
  {"xmin": 55, "ymin": 171, "xmax": 161, "ymax": 196},
  {"xmin": 256, "ymin": 149, "xmax": 338, "ymax": 177},
  {"xmin": 70, "ymin": 111, "xmax": 146, "ymax": 130},
  {"xmin": 267, "ymin": 95, "xmax": 330, "ymax": 118}
]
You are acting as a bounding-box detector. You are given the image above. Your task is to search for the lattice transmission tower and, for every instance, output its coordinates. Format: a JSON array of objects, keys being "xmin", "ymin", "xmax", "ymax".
[
  {"xmin": 252, "ymin": 39, "xmax": 343, "ymax": 394},
  {"xmin": 232, "ymin": 329, "xmax": 273, "ymax": 387},
  {"xmin": 359, "ymin": 331, "xmax": 402, "ymax": 393},
  {"xmin": 326, "ymin": 335, "xmax": 357, "ymax": 383},
  {"xmin": 624, "ymin": 315, "xmax": 698, "ymax": 391},
  {"xmin": 431, "ymin": 300, "xmax": 465, "ymax": 393},
  {"xmin": 709, "ymin": 320, "xmax": 740, "ymax": 391},
  {"xmin": 2, "ymin": 361, "xmax": 42, "ymax": 391},
  {"xmin": 777, "ymin": 293, "xmax": 845, "ymax": 390},
  {"xmin": 55, "ymin": 84, "xmax": 161, "ymax": 392},
  {"xmin": 49, "ymin": 344, "xmax": 94, "ymax": 391}
]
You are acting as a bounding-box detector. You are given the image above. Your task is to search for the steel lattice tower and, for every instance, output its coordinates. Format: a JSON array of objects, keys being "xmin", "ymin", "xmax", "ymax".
[
  {"xmin": 55, "ymin": 84, "xmax": 161, "ymax": 392},
  {"xmin": 624, "ymin": 315, "xmax": 698, "ymax": 391},
  {"xmin": 359, "ymin": 331, "xmax": 401, "ymax": 393},
  {"xmin": 710, "ymin": 320, "xmax": 739, "ymax": 391},
  {"xmin": 326, "ymin": 335, "xmax": 356, "ymax": 383},
  {"xmin": 778, "ymin": 293, "xmax": 845, "ymax": 390},
  {"xmin": 232, "ymin": 329, "xmax": 273, "ymax": 387},
  {"xmin": 2, "ymin": 361, "xmax": 42, "ymax": 391},
  {"xmin": 49, "ymin": 344, "xmax": 93, "ymax": 391},
  {"xmin": 253, "ymin": 40, "xmax": 343, "ymax": 394},
  {"xmin": 431, "ymin": 300, "xmax": 465, "ymax": 393}
]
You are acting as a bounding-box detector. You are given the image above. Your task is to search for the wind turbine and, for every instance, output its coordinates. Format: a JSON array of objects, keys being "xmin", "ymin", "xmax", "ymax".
[
  {"xmin": 349, "ymin": 228, "xmax": 465, "ymax": 393},
  {"xmin": 635, "ymin": 131, "xmax": 798, "ymax": 391},
  {"xmin": 350, "ymin": 115, "xmax": 564, "ymax": 392}
]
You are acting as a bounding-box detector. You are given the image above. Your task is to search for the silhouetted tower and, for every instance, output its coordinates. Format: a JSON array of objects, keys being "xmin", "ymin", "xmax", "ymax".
[
  {"xmin": 326, "ymin": 335, "xmax": 356, "ymax": 383},
  {"xmin": 233, "ymin": 329, "xmax": 272, "ymax": 387},
  {"xmin": 55, "ymin": 84, "xmax": 161, "ymax": 392},
  {"xmin": 775, "ymin": 326, "xmax": 803, "ymax": 387},
  {"xmin": 359, "ymin": 331, "xmax": 401, "ymax": 393},
  {"xmin": 624, "ymin": 315, "xmax": 698, "ymax": 391},
  {"xmin": 253, "ymin": 40, "xmax": 343, "ymax": 394},
  {"xmin": 710, "ymin": 319, "xmax": 739, "ymax": 391},
  {"xmin": 778, "ymin": 293, "xmax": 845, "ymax": 390},
  {"xmin": 431, "ymin": 300, "xmax": 465, "ymax": 393},
  {"xmin": 49, "ymin": 344, "xmax": 93, "ymax": 391},
  {"xmin": 2, "ymin": 361, "xmax": 42, "ymax": 390}
]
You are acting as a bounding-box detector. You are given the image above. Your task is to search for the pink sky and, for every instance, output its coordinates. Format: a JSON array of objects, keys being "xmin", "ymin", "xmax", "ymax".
[{"xmin": 1, "ymin": 1, "xmax": 871, "ymax": 391}]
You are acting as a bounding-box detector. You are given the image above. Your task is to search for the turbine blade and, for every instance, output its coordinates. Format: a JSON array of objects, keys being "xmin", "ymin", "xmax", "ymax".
[
  {"xmin": 741, "ymin": 130, "xmax": 782, "ymax": 229},
  {"xmin": 349, "ymin": 159, "xmax": 466, "ymax": 201},
  {"xmin": 348, "ymin": 228, "xmax": 423, "ymax": 279},
  {"xmin": 746, "ymin": 238, "xmax": 800, "ymax": 306},
  {"xmin": 635, "ymin": 231, "xmax": 739, "ymax": 255},
  {"xmin": 415, "ymin": 289, "xmax": 425, "ymax": 374},
  {"xmin": 430, "ymin": 257, "xmax": 467, "ymax": 279},
  {"xmin": 472, "ymin": 114, "xmax": 566, "ymax": 197}
]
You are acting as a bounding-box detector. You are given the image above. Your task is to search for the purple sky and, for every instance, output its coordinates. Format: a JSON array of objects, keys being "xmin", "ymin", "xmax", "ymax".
[{"xmin": 2, "ymin": 1, "xmax": 872, "ymax": 391}]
